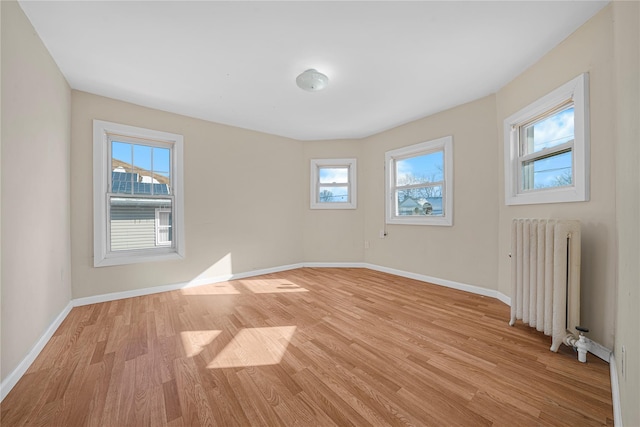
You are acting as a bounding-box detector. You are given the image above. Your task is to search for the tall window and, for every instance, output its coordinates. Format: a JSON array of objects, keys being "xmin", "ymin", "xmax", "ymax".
[
  {"xmin": 310, "ymin": 158, "xmax": 357, "ymax": 209},
  {"xmin": 93, "ymin": 120, "xmax": 184, "ymax": 267},
  {"xmin": 385, "ymin": 136, "xmax": 453, "ymax": 226},
  {"xmin": 504, "ymin": 73, "xmax": 589, "ymax": 205}
]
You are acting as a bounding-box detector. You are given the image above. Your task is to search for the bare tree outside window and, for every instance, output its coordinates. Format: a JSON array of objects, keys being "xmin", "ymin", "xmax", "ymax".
[{"xmin": 319, "ymin": 189, "xmax": 334, "ymax": 202}]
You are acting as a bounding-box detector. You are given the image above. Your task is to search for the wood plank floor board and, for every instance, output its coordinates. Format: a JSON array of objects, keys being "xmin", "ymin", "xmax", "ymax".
[
  {"xmin": 162, "ymin": 378, "xmax": 182, "ymax": 424},
  {"xmin": 1, "ymin": 268, "xmax": 613, "ymax": 426},
  {"xmin": 466, "ymin": 389, "xmax": 545, "ymax": 426},
  {"xmin": 290, "ymin": 391, "xmax": 339, "ymax": 427},
  {"xmin": 85, "ymin": 351, "xmax": 115, "ymax": 427},
  {"xmin": 234, "ymin": 368, "xmax": 286, "ymax": 427},
  {"xmin": 292, "ymin": 367, "xmax": 370, "ymax": 427},
  {"xmin": 305, "ymin": 364, "xmax": 396, "ymax": 427},
  {"xmin": 395, "ymin": 386, "xmax": 492, "ymax": 427}
]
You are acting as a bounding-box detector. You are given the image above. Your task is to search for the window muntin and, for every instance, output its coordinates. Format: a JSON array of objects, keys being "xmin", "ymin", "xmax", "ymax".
[
  {"xmin": 310, "ymin": 159, "xmax": 357, "ymax": 209},
  {"xmin": 94, "ymin": 120, "xmax": 184, "ymax": 267},
  {"xmin": 386, "ymin": 136, "xmax": 453, "ymax": 226},
  {"xmin": 504, "ymin": 73, "xmax": 589, "ymax": 205}
]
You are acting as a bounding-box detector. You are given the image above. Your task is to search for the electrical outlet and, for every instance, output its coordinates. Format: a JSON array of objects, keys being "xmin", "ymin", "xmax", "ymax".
[
  {"xmin": 379, "ymin": 229, "xmax": 386, "ymax": 238},
  {"xmin": 621, "ymin": 345, "xmax": 626, "ymax": 379},
  {"xmin": 364, "ymin": 240, "xmax": 370, "ymax": 249}
]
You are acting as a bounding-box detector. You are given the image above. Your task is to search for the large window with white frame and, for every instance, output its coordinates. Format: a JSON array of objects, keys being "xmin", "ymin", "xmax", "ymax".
[
  {"xmin": 504, "ymin": 73, "xmax": 590, "ymax": 205},
  {"xmin": 93, "ymin": 120, "xmax": 185, "ymax": 267},
  {"xmin": 310, "ymin": 158, "xmax": 357, "ymax": 209},
  {"xmin": 385, "ymin": 136, "xmax": 453, "ymax": 226}
]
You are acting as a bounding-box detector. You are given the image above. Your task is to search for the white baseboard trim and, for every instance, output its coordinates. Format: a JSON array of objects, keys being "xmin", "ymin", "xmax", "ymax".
[
  {"xmin": 362, "ymin": 262, "xmax": 502, "ymax": 300},
  {"xmin": 302, "ymin": 262, "xmax": 512, "ymax": 305},
  {"xmin": 0, "ymin": 301, "xmax": 74, "ymax": 402},
  {"xmin": 73, "ymin": 263, "xmax": 305, "ymax": 307},
  {"xmin": 304, "ymin": 263, "xmax": 513, "ymax": 308},
  {"xmin": 495, "ymin": 292, "xmax": 511, "ymax": 306},
  {"xmin": 609, "ymin": 354, "xmax": 622, "ymax": 427},
  {"xmin": 72, "ymin": 261, "xmax": 508, "ymax": 313},
  {"xmin": 303, "ymin": 262, "xmax": 366, "ymax": 269},
  {"xmin": 73, "ymin": 281, "xmax": 194, "ymax": 306},
  {"xmin": 585, "ymin": 338, "xmax": 613, "ymax": 363}
]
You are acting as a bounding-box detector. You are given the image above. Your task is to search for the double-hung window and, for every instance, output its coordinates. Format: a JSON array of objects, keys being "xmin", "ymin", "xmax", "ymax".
[
  {"xmin": 385, "ymin": 136, "xmax": 453, "ymax": 226},
  {"xmin": 504, "ymin": 73, "xmax": 589, "ymax": 205},
  {"xmin": 93, "ymin": 120, "xmax": 185, "ymax": 267},
  {"xmin": 310, "ymin": 158, "xmax": 357, "ymax": 209}
]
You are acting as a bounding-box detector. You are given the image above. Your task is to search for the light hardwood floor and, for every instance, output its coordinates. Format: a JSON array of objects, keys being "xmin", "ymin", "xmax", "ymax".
[{"xmin": 1, "ymin": 268, "xmax": 613, "ymax": 426}]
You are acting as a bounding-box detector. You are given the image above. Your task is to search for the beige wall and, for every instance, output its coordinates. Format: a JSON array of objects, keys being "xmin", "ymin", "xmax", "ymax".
[
  {"xmin": 71, "ymin": 91, "xmax": 305, "ymax": 298},
  {"xmin": 613, "ymin": 1, "xmax": 640, "ymax": 425},
  {"xmin": 496, "ymin": 6, "xmax": 616, "ymax": 349},
  {"xmin": 302, "ymin": 139, "xmax": 364, "ymax": 262},
  {"xmin": 361, "ymin": 95, "xmax": 500, "ymax": 291},
  {"xmin": 1, "ymin": 0, "xmax": 72, "ymax": 380}
]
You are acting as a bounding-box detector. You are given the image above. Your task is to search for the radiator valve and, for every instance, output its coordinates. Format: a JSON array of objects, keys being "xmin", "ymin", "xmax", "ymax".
[
  {"xmin": 576, "ymin": 326, "xmax": 589, "ymax": 363},
  {"xmin": 565, "ymin": 326, "xmax": 589, "ymax": 363}
]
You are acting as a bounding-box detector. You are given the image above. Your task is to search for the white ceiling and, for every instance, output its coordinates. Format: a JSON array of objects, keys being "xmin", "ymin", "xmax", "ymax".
[{"xmin": 19, "ymin": 1, "xmax": 609, "ymax": 141}]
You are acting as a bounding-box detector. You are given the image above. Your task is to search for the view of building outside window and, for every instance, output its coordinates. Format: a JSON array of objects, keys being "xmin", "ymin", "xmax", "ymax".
[
  {"xmin": 395, "ymin": 150, "xmax": 443, "ymax": 216},
  {"xmin": 109, "ymin": 140, "xmax": 173, "ymax": 251}
]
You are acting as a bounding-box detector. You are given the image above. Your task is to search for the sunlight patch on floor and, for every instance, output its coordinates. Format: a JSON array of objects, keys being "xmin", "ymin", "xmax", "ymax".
[
  {"xmin": 239, "ymin": 279, "xmax": 309, "ymax": 294},
  {"xmin": 207, "ymin": 326, "xmax": 297, "ymax": 368},
  {"xmin": 181, "ymin": 282, "xmax": 241, "ymax": 295},
  {"xmin": 180, "ymin": 330, "xmax": 222, "ymax": 357}
]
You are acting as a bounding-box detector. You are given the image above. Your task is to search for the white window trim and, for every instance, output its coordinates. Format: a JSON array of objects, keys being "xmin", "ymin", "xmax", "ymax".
[
  {"xmin": 93, "ymin": 120, "xmax": 185, "ymax": 267},
  {"xmin": 155, "ymin": 208, "xmax": 172, "ymax": 247},
  {"xmin": 504, "ymin": 73, "xmax": 590, "ymax": 205},
  {"xmin": 385, "ymin": 136, "xmax": 453, "ymax": 226},
  {"xmin": 310, "ymin": 158, "xmax": 357, "ymax": 209}
]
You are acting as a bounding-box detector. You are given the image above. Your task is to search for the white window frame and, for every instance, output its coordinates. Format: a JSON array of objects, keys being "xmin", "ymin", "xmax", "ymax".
[
  {"xmin": 385, "ymin": 136, "xmax": 453, "ymax": 226},
  {"xmin": 93, "ymin": 120, "xmax": 185, "ymax": 267},
  {"xmin": 155, "ymin": 208, "xmax": 172, "ymax": 246},
  {"xmin": 504, "ymin": 73, "xmax": 590, "ymax": 205},
  {"xmin": 310, "ymin": 158, "xmax": 357, "ymax": 209}
]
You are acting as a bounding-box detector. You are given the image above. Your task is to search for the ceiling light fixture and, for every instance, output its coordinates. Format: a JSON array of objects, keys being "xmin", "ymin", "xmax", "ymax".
[{"xmin": 296, "ymin": 69, "xmax": 329, "ymax": 92}]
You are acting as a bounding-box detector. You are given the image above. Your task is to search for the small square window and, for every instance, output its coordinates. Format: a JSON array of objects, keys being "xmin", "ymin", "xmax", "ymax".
[
  {"xmin": 504, "ymin": 73, "xmax": 589, "ymax": 205},
  {"xmin": 310, "ymin": 159, "xmax": 357, "ymax": 209},
  {"xmin": 385, "ymin": 136, "xmax": 453, "ymax": 226}
]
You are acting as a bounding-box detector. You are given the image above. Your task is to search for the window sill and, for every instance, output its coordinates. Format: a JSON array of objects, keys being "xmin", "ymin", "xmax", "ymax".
[
  {"xmin": 310, "ymin": 203, "xmax": 357, "ymax": 210},
  {"xmin": 386, "ymin": 216, "xmax": 452, "ymax": 226},
  {"xmin": 505, "ymin": 185, "xmax": 588, "ymax": 206}
]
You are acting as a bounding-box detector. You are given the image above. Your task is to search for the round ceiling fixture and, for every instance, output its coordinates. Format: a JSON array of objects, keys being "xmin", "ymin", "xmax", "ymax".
[{"xmin": 296, "ymin": 69, "xmax": 329, "ymax": 92}]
